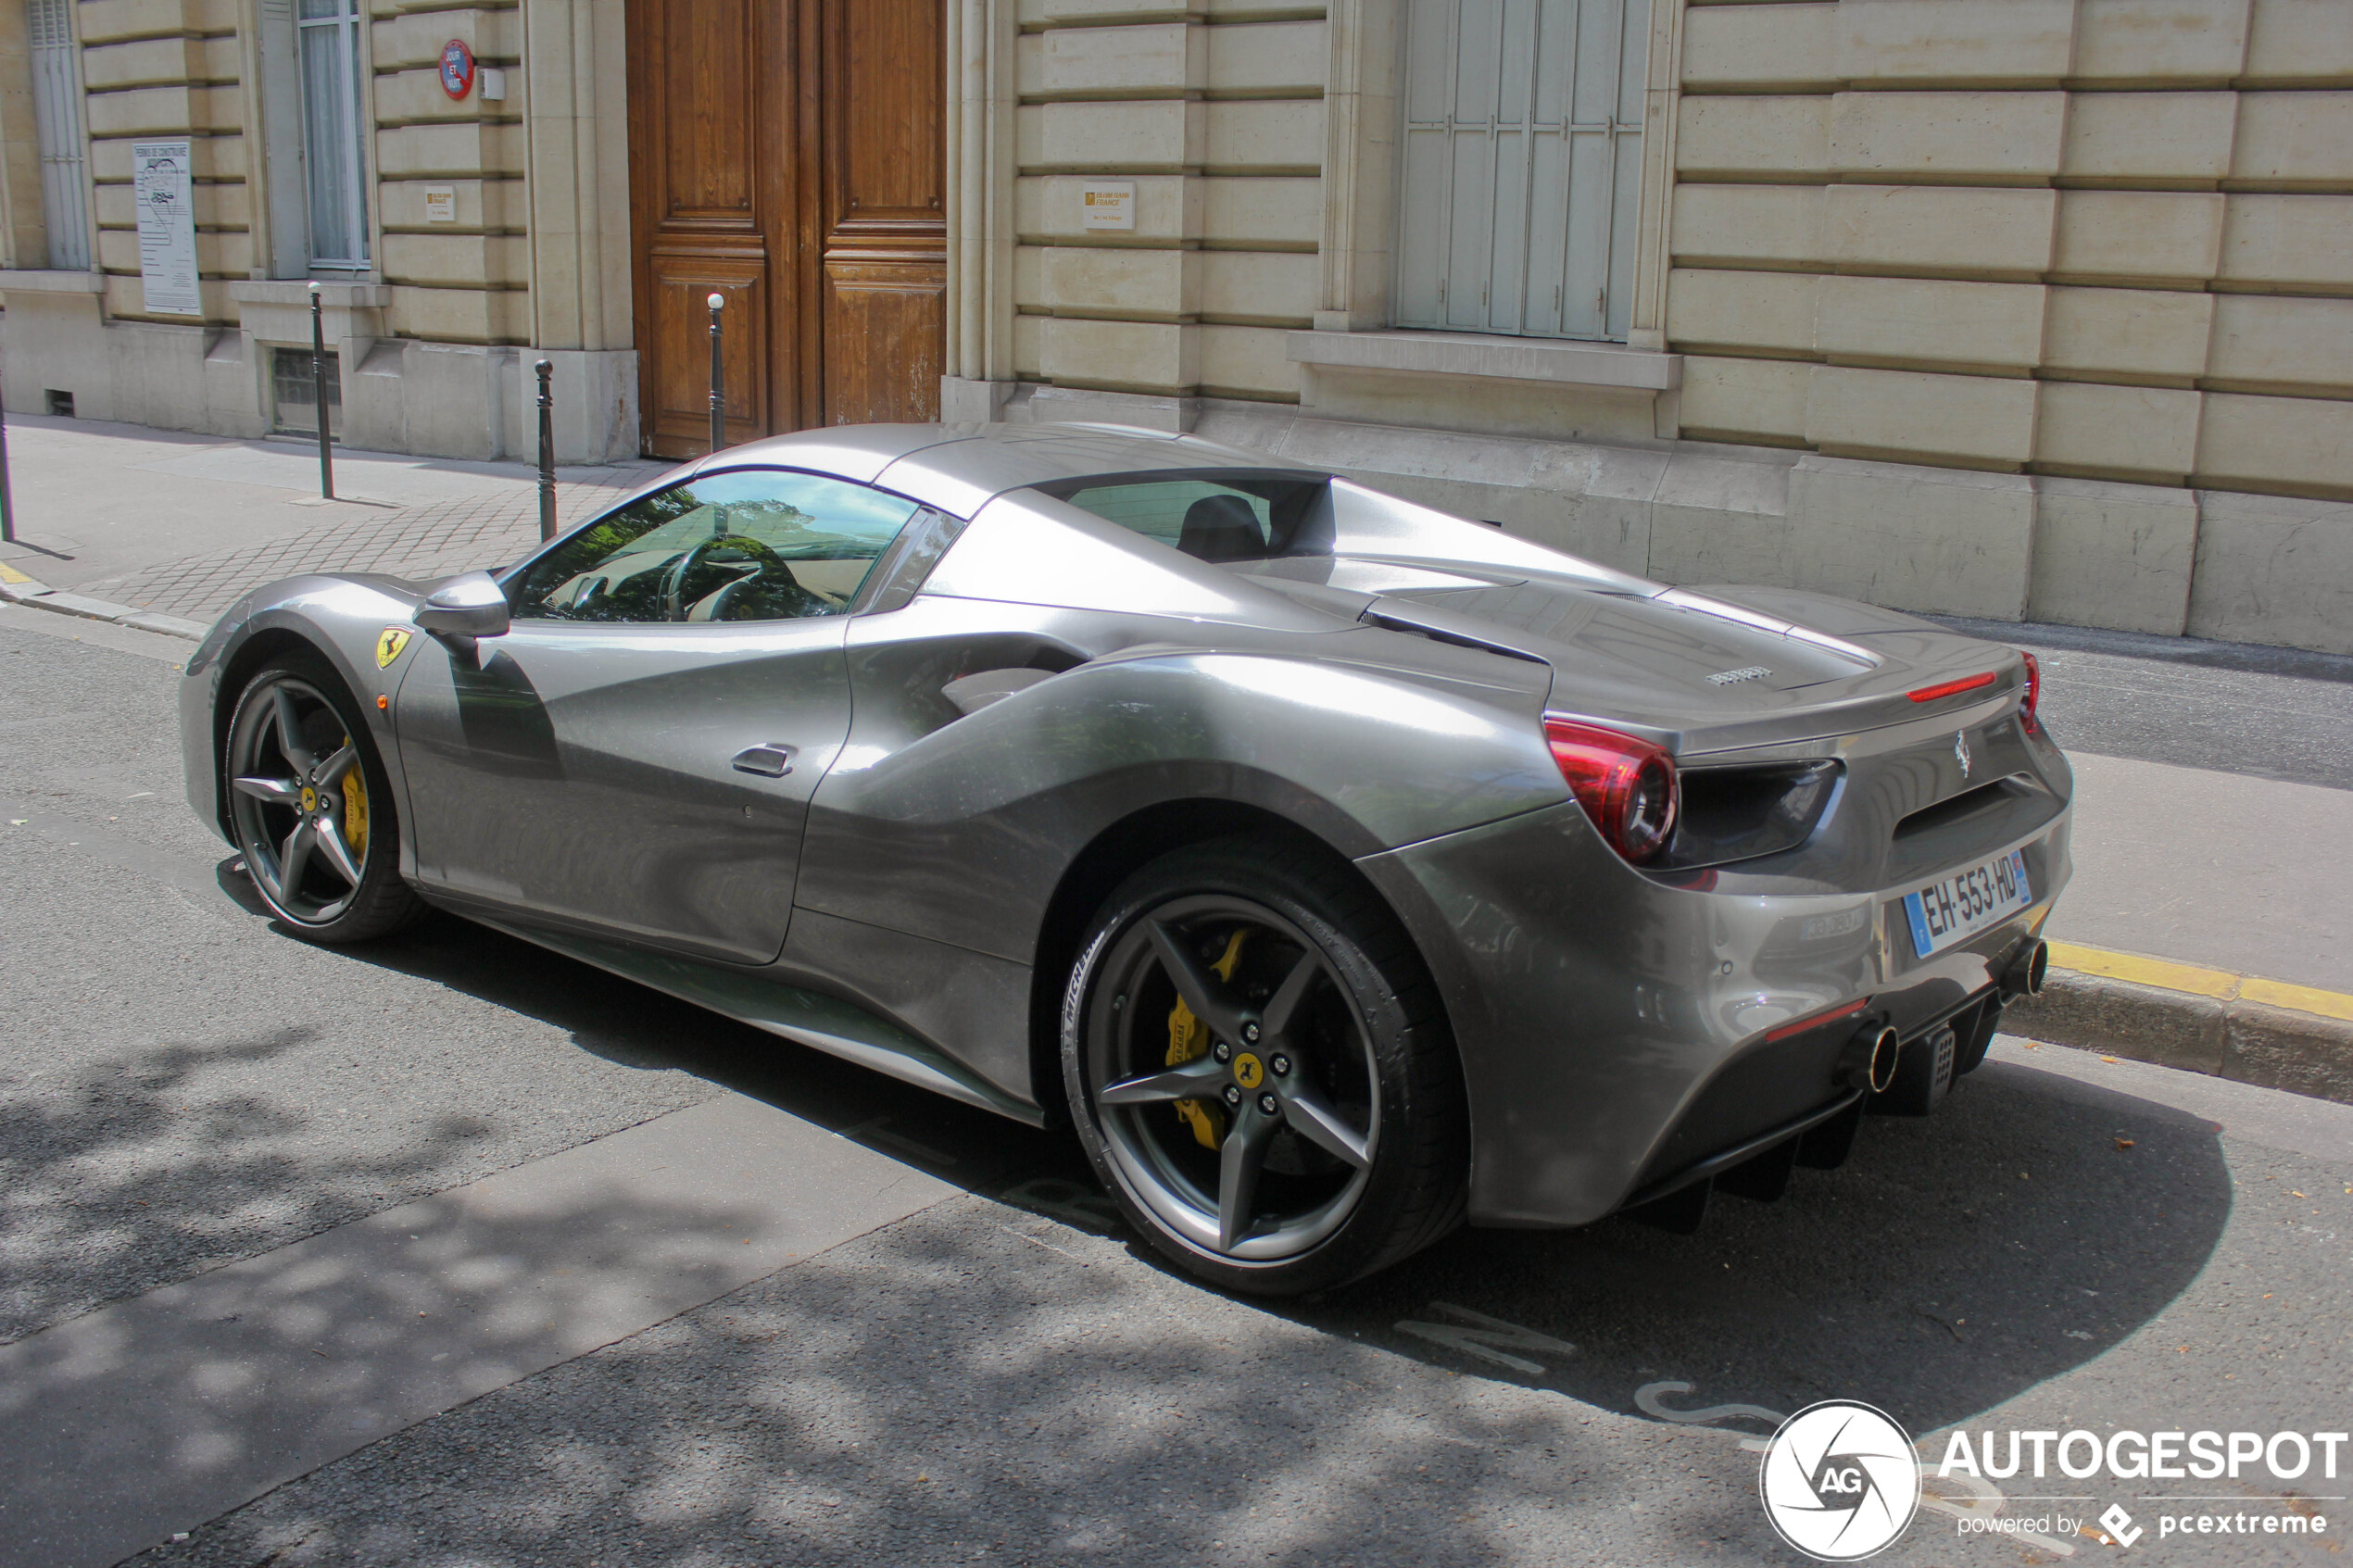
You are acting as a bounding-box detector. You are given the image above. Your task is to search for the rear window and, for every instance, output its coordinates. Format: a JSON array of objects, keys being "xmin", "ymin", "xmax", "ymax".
[{"xmin": 1037, "ymin": 470, "xmax": 1330, "ymax": 563}]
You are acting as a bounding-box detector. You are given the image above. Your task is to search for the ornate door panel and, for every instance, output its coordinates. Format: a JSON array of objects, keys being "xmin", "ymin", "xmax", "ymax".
[
  {"xmin": 817, "ymin": 0, "xmax": 946, "ymax": 425},
  {"xmin": 626, "ymin": 0, "xmax": 943, "ymax": 458}
]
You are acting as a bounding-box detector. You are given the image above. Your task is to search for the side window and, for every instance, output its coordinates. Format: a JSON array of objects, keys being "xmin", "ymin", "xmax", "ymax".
[
  {"xmin": 1047, "ymin": 473, "xmax": 1329, "ymax": 562},
  {"xmin": 510, "ymin": 470, "xmax": 919, "ymax": 624}
]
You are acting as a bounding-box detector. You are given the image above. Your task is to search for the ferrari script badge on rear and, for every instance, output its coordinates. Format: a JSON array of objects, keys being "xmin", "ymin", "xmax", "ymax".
[
  {"xmin": 376, "ymin": 627, "xmax": 413, "ymax": 669},
  {"xmin": 1954, "ymin": 731, "xmax": 1972, "ymax": 779}
]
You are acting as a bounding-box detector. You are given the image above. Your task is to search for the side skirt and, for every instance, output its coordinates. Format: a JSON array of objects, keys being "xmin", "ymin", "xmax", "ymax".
[{"xmin": 467, "ymin": 912, "xmax": 1048, "ymax": 1127}]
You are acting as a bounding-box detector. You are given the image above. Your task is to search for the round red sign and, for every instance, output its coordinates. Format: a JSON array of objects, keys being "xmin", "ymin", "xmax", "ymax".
[{"xmin": 439, "ymin": 39, "xmax": 476, "ymax": 101}]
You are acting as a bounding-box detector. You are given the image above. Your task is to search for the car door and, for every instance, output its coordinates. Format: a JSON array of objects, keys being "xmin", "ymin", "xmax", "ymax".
[{"xmin": 393, "ymin": 468, "xmax": 925, "ymax": 964}]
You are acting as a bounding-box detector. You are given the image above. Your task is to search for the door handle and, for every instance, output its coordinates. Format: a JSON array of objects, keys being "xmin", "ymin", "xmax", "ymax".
[{"xmin": 731, "ymin": 744, "xmax": 796, "ymax": 778}]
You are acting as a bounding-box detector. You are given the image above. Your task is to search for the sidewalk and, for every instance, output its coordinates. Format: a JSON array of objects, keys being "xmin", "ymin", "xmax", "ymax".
[{"xmin": 2, "ymin": 414, "xmax": 2346, "ymax": 1105}]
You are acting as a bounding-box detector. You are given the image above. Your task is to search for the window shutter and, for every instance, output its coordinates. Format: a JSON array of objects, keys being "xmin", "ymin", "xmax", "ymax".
[
  {"xmin": 1397, "ymin": 0, "xmax": 1647, "ymax": 343},
  {"xmin": 26, "ymin": 0, "xmax": 90, "ymax": 271}
]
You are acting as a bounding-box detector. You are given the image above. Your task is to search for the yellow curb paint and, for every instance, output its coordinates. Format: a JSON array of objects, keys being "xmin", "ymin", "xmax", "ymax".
[
  {"xmin": 0, "ymin": 560, "xmax": 31, "ymax": 584},
  {"xmin": 2239, "ymin": 976, "xmax": 2353, "ymax": 1026},
  {"xmin": 2045, "ymin": 941, "xmax": 2353, "ymax": 1025},
  {"xmin": 2046, "ymin": 941, "xmax": 2238, "ymax": 1000}
]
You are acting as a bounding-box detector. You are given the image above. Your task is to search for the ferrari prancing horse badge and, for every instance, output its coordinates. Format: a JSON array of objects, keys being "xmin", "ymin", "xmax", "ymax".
[{"xmin": 376, "ymin": 627, "xmax": 413, "ymax": 669}]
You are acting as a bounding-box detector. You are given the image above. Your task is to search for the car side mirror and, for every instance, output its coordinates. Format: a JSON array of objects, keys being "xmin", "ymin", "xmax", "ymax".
[{"xmin": 412, "ymin": 571, "xmax": 510, "ymax": 654}]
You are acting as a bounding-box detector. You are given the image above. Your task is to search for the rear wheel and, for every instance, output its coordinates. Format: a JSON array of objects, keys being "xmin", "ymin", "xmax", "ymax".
[
  {"xmin": 1061, "ymin": 837, "xmax": 1466, "ymax": 1295},
  {"xmin": 223, "ymin": 652, "xmax": 423, "ymax": 943}
]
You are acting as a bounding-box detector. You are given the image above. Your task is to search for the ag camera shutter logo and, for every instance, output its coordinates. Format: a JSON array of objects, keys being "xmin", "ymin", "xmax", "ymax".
[{"xmin": 1760, "ymin": 1399, "xmax": 1923, "ymax": 1561}]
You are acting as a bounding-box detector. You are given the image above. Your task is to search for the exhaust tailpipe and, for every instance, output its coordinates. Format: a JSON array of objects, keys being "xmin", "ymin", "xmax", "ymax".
[
  {"xmin": 1837, "ymin": 1025, "xmax": 1901, "ymax": 1096},
  {"xmin": 2000, "ymin": 938, "xmax": 2049, "ymax": 999}
]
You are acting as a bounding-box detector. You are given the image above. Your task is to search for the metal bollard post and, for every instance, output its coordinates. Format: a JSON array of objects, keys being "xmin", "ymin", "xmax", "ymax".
[
  {"xmin": 707, "ymin": 291, "xmax": 725, "ymax": 455},
  {"xmin": 535, "ymin": 359, "xmax": 557, "ymax": 540},
  {"xmin": 0, "ymin": 403, "xmax": 14, "ymax": 546},
  {"xmin": 309, "ymin": 282, "xmax": 333, "ymax": 501}
]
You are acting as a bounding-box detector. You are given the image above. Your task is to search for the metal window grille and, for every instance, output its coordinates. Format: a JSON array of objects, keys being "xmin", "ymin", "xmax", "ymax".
[
  {"xmin": 25, "ymin": 0, "xmax": 89, "ymax": 271},
  {"xmin": 1396, "ymin": 0, "xmax": 1648, "ymax": 342},
  {"xmin": 296, "ymin": 0, "xmax": 370, "ymax": 269},
  {"xmin": 273, "ymin": 346, "xmax": 342, "ymax": 437}
]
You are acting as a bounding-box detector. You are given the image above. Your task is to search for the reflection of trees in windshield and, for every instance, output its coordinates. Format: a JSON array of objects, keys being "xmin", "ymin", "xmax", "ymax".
[{"xmin": 511, "ymin": 473, "xmax": 917, "ymax": 624}]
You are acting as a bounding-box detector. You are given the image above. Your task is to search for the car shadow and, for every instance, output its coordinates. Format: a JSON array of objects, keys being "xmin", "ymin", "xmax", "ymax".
[{"xmin": 284, "ymin": 895, "xmax": 2230, "ymax": 1448}]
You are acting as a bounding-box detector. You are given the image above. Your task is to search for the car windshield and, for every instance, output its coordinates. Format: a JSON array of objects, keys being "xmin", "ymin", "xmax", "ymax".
[{"xmin": 1035, "ymin": 470, "xmax": 1331, "ymax": 564}]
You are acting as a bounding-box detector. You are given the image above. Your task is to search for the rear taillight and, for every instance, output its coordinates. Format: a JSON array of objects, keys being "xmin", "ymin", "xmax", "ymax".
[
  {"xmin": 1544, "ymin": 719, "xmax": 1678, "ymax": 864},
  {"xmin": 2019, "ymin": 650, "xmax": 2042, "ymax": 733}
]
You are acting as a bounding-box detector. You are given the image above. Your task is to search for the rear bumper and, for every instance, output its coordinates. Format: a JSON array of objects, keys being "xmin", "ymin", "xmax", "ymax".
[{"xmin": 1358, "ymin": 797, "xmax": 2072, "ymax": 1228}]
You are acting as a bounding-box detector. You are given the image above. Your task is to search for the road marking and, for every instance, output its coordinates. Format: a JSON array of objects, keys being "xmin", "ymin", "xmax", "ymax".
[
  {"xmin": 1394, "ymin": 1303, "xmax": 1575, "ymax": 1375},
  {"xmin": 0, "ymin": 559, "xmax": 31, "ymax": 584},
  {"xmin": 0, "ymin": 1093, "xmax": 957, "ymax": 1568},
  {"xmin": 2047, "ymin": 940, "xmax": 2353, "ymax": 1022}
]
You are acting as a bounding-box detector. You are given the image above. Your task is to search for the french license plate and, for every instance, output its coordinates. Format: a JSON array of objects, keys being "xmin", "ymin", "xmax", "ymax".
[{"xmin": 1902, "ymin": 849, "xmax": 2032, "ymax": 958}]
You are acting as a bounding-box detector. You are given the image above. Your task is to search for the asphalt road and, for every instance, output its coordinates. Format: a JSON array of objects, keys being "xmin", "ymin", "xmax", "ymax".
[{"xmin": 0, "ymin": 611, "xmax": 2347, "ymax": 1566}]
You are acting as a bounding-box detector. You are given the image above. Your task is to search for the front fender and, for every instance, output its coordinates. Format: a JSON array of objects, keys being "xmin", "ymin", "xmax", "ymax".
[{"xmin": 178, "ymin": 574, "xmax": 439, "ymax": 867}]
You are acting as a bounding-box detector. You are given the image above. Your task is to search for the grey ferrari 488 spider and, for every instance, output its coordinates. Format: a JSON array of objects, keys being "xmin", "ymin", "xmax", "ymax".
[{"xmin": 182, "ymin": 421, "xmax": 2070, "ymax": 1294}]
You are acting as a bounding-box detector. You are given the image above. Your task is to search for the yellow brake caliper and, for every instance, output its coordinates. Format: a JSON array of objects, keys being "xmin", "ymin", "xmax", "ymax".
[
  {"xmin": 1166, "ymin": 928, "xmax": 1247, "ymax": 1150},
  {"xmin": 336, "ymin": 734, "xmax": 370, "ymax": 859}
]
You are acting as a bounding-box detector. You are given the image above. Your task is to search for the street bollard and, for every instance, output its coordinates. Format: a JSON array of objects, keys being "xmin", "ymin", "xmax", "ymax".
[
  {"xmin": 309, "ymin": 282, "xmax": 333, "ymax": 501},
  {"xmin": 535, "ymin": 358, "xmax": 556, "ymax": 541},
  {"xmin": 707, "ymin": 291, "xmax": 725, "ymax": 455},
  {"xmin": 0, "ymin": 401, "xmax": 14, "ymax": 546}
]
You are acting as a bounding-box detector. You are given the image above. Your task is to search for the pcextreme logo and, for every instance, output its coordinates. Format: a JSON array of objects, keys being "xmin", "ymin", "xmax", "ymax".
[{"xmin": 1760, "ymin": 1400, "xmax": 1923, "ymax": 1561}]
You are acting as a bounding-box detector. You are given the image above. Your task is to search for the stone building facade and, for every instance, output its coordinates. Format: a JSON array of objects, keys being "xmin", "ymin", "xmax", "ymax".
[
  {"xmin": 0, "ymin": 0, "xmax": 633, "ymax": 464},
  {"xmin": 0, "ymin": 0, "xmax": 2347, "ymax": 654},
  {"xmin": 942, "ymin": 0, "xmax": 2352, "ymax": 654}
]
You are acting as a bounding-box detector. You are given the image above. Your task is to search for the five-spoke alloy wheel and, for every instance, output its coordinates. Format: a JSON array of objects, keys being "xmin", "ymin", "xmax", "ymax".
[
  {"xmin": 224, "ymin": 655, "xmax": 422, "ymax": 942},
  {"xmin": 1063, "ymin": 838, "xmax": 1466, "ymax": 1295}
]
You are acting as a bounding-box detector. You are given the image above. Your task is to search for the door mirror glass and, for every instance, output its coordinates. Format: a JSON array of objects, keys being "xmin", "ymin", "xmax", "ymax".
[{"xmin": 510, "ymin": 470, "xmax": 921, "ymax": 624}]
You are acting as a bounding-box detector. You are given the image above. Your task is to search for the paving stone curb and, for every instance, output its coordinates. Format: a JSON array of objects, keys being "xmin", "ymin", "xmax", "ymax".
[
  {"xmin": 2, "ymin": 575, "xmax": 208, "ymax": 640},
  {"xmin": 2006, "ymin": 966, "xmax": 2353, "ymax": 1108}
]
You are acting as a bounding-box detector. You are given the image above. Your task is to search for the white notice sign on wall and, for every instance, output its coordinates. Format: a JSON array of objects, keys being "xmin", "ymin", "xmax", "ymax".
[
  {"xmin": 423, "ymin": 185, "xmax": 458, "ymax": 223},
  {"xmin": 132, "ymin": 139, "xmax": 200, "ymax": 316},
  {"xmin": 1079, "ymin": 181, "xmax": 1136, "ymax": 232}
]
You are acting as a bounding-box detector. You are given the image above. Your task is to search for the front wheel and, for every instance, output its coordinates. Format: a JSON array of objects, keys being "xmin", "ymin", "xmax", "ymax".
[
  {"xmin": 222, "ymin": 653, "xmax": 423, "ymax": 943},
  {"xmin": 1061, "ymin": 837, "xmax": 1466, "ymax": 1295}
]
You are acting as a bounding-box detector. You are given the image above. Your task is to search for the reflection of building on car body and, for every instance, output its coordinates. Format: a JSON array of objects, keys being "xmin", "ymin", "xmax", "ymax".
[{"xmin": 180, "ymin": 422, "xmax": 2071, "ymax": 1294}]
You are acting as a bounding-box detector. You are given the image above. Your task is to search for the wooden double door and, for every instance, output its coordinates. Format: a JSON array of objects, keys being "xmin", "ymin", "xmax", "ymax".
[{"xmin": 626, "ymin": 0, "xmax": 945, "ymax": 458}]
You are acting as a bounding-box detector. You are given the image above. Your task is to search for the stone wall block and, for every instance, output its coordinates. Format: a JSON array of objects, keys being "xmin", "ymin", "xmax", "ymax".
[
  {"xmin": 1201, "ymin": 249, "xmax": 1315, "ymax": 323},
  {"xmin": 376, "ymin": 122, "xmax": 527, "ymax": 180},
  {"xmin": 1675, "ymin": 95, "xmax": 1831, "ymax": 180},
  {"xmin": 1042, "ymin": 245, "xmax": 1198, "ymax": 318},
  {"xmin": 1675, "ymin": 354, "xmax": 1813, "ymax": 443},
  {"xmin": 1666, "ymin": 268, "xmax": 1820, "ymax": 356},
  {"xmin": 1645, "ymin": 450, "xmax": 1797, "ymax": 587},
  {"xmin": 78, "ymin": 37, "xmax": 216, "ymax": 94},
  {"xmin": 1204, "ymin": 20, "xmax": 1324, "ymax": 96},
  {"xmin": 2052, "ymin": 190, "xmax": 2224, "ymax": 284},
  {"xmin": 1202, "ymin": 177, "xmax": 1318, "ymax": 247},
  {"xmin": 2060, "ymin": 91, "xmax": 2237, "ymax": 182},
  {"xmin": 1204, "ymin": 101, "xmax": 1322, "ymax": 173},
  {"xmin": 1019, "ymin": 101, "xmax": 1204, "ymax": 173},
  {"xmin": 2072, "ymin": 0, "xmax": 2253, "ymax": 84},
  {"xmin": 1041, "ymin": 315, "xmax": 1198, "ymax": 391},
  {"xmin": 77, "ymin": 0, "xmax": 236, "ymax": 46},
  {"xmin": 83, "ymin": 83, "xmax": 242, "ymax": 137},
  {"xmin": 2027, "ymin": 473, "xmax": 2199, "ymax": 633},
  {"xmin": 1834, "ymin": 0, "xmax": 2078, "ymax": 86},
  {"xmin": 1018, "ymin": 175, "xmax": 1202, "ymax": 243},
  {"xmin": 2206, "ymin": 294, "xmax": 2353, "ymax": 394},
  {"xmin": 2043, "ymin": 285, "xmax": 2213, "ymax": 380},
  {"xmin": 2230, "ymin": 92, "xmax": 2353, "ymax": 187},
  {"xmin": 2241, "ymin": 0, "xmax": 2353, "ymax": 84},
  {"xmin": 1680, "ymin": 1, "xmax": 1840, "ymax": 92},
  {"xmin": 1532, "ymin": 442, "xmax": 1675, "ymax": 574},
  {"xmin": 1806, "ymin": 363, "xmax": 2039, "ymax": 467},
  {"xmin": 380, "ymin": 232, "xmax": 531, "ymax": 291},
  {"xmin": 372, "ymin": 9, "xmax": 520, "ymax": 69},
  {"xmin": 1827, "ymin": 91, "xmax": 2065, "ymax": 182},
  {"xmin": 1827, "ymin": 185, "xmax": 2057, "ymax": 279},
  {"xmin": 2187, "ymin": 484, "xmax": 2353, "ymax": 653},
  {"xmin": 1817, "ymin": 275, "xmax": 2047, "ymax": 370},
  {"xmin": 1198, "ymin": 323, "xmax": 1292, "ymax": 395},
  {"xmin": 1670, "ymin": 183, "xmax": 1827, "ymax": 270},
  {"xmin": 1785, "ymin": 453, "xmax": 2036, "ymax": 618},
  {"xmin": 1025, "ymin": 22, "xmax": 1200, "ymax": 97},
  {"xmin": 2218, "ymin": 194, "xmax": 2353, "ymax": 289}
]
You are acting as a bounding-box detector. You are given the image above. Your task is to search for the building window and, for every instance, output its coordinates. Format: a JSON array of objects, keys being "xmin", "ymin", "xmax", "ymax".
[
  {"xmin": 25, "ymin": 0, "xmax": 89, "ymax": 270},
  {"xmin": 1396, "ymin": 0, "xmax": 1647, "ymax": 342},
  {"xmin": 296, "ymin": 0, "xmax": 369, "ymax": 269}
]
